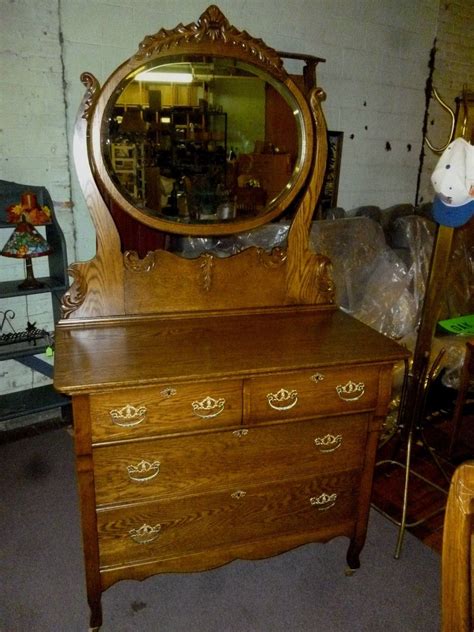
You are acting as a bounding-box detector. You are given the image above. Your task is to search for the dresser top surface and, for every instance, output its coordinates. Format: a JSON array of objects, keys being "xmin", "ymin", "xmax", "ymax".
[{"xmin": 54, "ymin": 307, "xmax": 407, "ymax": 394}]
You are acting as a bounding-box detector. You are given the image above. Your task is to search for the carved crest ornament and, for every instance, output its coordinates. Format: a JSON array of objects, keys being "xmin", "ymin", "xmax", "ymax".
[{"xmin": 134, "ymin": 5, "xmax": 285, "ymax": 78}]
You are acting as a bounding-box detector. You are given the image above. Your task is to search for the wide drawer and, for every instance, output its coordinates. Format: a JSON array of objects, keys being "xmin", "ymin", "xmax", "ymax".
[
  {"xmin": 89, "ymin": 380, "xmax": 242, "ymax": 442},
  {"xmin": 97, "ymin": 470, "xmax": 360, "ymax": 568},
  {"xmin": 93, "ymin": 415, "xmax": 368, "ymax": 506},
  {"xmin": 244, "ymin": 365, "xmax": 381, "ymax": 423}
]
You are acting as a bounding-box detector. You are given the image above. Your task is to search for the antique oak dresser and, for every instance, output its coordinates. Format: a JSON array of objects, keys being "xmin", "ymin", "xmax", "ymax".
[{"xmin": 53, "ymin": 6, "xmax": 407, "ymax": 629}]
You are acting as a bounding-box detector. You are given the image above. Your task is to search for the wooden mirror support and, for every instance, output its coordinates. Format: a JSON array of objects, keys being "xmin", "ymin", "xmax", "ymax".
[
  {"xmin": 61, "ymin": 4, "xmax": 333, "ymax": 320},
  {"xmin": 54, "ymin": 6, "xmax": 407, "ymax": 630}
]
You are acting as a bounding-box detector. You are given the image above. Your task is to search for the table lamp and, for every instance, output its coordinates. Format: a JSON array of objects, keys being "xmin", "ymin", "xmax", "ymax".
[
  {"xmin": 1, "ymin": 216, "xmax": 52, "ymax": 289},
  {"xmin": 6, "ymin": 192, "xmax": 52, "ymax": 225}
]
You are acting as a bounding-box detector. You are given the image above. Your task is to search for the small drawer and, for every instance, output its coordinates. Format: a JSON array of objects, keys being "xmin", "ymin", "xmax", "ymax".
[
  {"xmin": 93, "ymin": 415, "xmax": 368, "ymax": 506},
  {"xmin": 97, "ymin": 470, "xmax": 360, "ymax": 569},
  {"xmin": 244, "ymin": 366, "xmax": 380, "ymax": 423},
  {"xmin": 90, "ymin": 380, "xmax": 242, "ymax": 442}
]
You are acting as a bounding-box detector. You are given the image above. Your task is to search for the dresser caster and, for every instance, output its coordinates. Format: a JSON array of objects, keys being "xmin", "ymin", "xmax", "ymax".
[
  {"xmin": 345, "ymin": 567, "xmax": 357, "ymax": 577},
  {"xmin": 346, "ymin": 540, "xmax": 361, "ymax": 572},
  {"xmin": 88, "ymin": 601, "xmax": 102, "ymax": 631}
]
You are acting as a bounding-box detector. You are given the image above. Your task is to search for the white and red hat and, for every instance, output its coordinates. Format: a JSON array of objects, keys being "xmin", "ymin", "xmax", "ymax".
[{"xmin": 431, "ymin": 137, "xmax": 474, "ymax": 227}]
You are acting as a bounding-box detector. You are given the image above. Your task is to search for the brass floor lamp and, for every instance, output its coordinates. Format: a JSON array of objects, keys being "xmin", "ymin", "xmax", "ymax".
[
  {"xmin": 374, "ymin": 223, "xmax": 454, "ymax": 559},
  {"xmin": 373, "ymin": 80, "xmax": 474, "ymax": 557}
]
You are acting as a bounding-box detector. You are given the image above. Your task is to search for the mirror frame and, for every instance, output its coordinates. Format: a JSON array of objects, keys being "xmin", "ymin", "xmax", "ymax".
[{"xmin": 86, "ymin": 5, "xmax": 315, "ymax": 236}]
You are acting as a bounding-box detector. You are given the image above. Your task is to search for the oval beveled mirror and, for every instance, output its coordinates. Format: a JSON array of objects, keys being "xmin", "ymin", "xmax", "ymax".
[{"xmin": 87, "ymin": 6, "xmax": 315, "ymax": 236}]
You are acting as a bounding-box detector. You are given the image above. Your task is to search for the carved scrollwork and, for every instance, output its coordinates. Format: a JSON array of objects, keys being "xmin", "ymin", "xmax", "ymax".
[
  {"xmin": 61, "ymin": 263, "xmax": 87, "ymax": 319},
  {"xmin": 124, "ymin": 250, "xmax": 156, "ymax": 272},
  {"xmin": 79, "ymin": 72, "xmax": 100, "ymax": 120},
  {"xmin": 257, "ymin": 247, "xmax": 287, "ymax": 268},
  {"xmin": 310, "ymin": 86, "xmax": 327, "ymax": 110},
  {"xmin": 135, "ymin": 5, "xmax": 285, "ymax": 78}
]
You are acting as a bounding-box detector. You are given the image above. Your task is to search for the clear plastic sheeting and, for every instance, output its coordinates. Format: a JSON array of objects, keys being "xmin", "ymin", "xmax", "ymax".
[
  {"xmin": 439, "ymin": 221, "xmax": 474, "ymax": 320},
  {"xmin": 354, "ymin": 250, "xmax": 417, "ymax": 340},
  {"xmin": 441, "ymin": 339, "xmax": 472, "ymax": 390},
  {"xmin": 168, "ymin": 235, "xmax": 241, "ymax": 258},
  {"xmin": 310, "ymin": 216, "xmax": 435, "ymax": 340},
  {"xmin": 235, "ymin": 222, "xmax": 290, "ymax": 251},
  {"xmin": 310, "ymin": 217, "xmax": 388, "ymax": 315},
  {"xmin": 169, "ymin": 222, "xmax": 290, "ymax": 258},
  {"xmin": 390, "ymin": 214, "xmax": 436, "ymax": 329},
  {"xmin": 423, "ymin": 334, "xmax": 472, "ymax": 390}
]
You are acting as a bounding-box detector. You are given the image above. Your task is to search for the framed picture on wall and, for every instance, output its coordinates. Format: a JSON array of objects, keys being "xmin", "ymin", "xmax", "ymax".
[{"xmin": 319, "ymin": 130, "xmax": 343, "ymax": 214}]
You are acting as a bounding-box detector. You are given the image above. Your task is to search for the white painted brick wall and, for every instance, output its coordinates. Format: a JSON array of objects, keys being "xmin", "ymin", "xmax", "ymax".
[
  {"xmin": 1, "ymin": 0, "xmax": 472, "ymax": 397},
  {"xmin": 0, "ymin": 0, "xmax": 71, "ymax": 395}
]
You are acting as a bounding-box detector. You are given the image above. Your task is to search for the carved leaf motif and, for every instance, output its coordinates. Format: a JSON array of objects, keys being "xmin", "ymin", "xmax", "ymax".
[
  {"xmin": 199, "ymin": 253, "xmax": 214, "ymax": 292},
  {"xmin": 134, "ymin": 5, "xmax": 284, "ymax": 77},
  {"xmin": 80, "ymin": 72, "xmax": 100, "ymax": 120},
  {"xmin": 61, "ymin": 264, "xmax": 87, "ymax": 319}
]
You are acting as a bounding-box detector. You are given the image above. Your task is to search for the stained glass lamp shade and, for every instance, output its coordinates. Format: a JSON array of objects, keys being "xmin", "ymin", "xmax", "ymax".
[{"xmin": 1, "ymin": 217, "xmax": 52, "ymax": 289}]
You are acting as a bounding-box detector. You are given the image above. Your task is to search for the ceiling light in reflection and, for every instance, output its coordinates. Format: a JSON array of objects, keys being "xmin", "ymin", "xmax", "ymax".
[{"xmin": 135, "ymin": 71, "xmax": 193, "ymax": 84}]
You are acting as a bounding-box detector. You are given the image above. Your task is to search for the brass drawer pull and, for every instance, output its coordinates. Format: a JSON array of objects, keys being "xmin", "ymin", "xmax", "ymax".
[
  {"xmin": 232, "ymin": 429, "xmax": 249, "ymax": 438},
  {"xmin": 310, "ymin": 492, "xmax": 337, "ymax": 511},
  {"xmin": 310, "ymin": 373, "xmax": 325, "ymax": 382},
  {"xmin": 314, "ymin": 433, "xmax": 342, "ymax": 453},
  {"xmin": 109, "ymin": 404, "xmax": 147, "ymax": 427},
  {"xmin": 231, "ymin": 490, "xmax": 247, "ymax": 499},
  {"xmin": 267, "ymin": 388, "xmax": 298, "ymax": 411},
  {"xmin": 336, "ymin": 380, "xmax": 365, "ymax": 402},
  {"xmin": 127, "ymin": 459, "xmax": 161, "ymax": 482},
  {"xmin": 129, "ymin": 523, "xmax": 161, "ymax": 544},
  {"xmin": 191, "ymin": 396, "xmax": 226, "ymax": 419}
]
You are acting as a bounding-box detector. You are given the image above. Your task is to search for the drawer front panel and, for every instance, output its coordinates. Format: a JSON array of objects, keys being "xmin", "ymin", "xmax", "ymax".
[
  {"xmin": 97, "ymin": 470, "xmax": 360, "ymax": 568},
  {"xmin": 245, "ymin": 366, "xmax": 380, "ymax": 423},
  {"xmin": 93, "ymin": 415, "xmax": 368, "ymax": 506},
  {"xmin": 90, "ymin": 380, "xmax": 242, "ymax": 442}
]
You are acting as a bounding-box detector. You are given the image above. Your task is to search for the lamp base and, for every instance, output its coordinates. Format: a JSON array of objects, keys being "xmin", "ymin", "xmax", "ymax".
[
  {"xmin": 18, "ymin": 257, "xmax": 44, "ymax": 290},
  {"xmin": 18, "ymin": 278, "xmax": 45, "ymax": 290}
]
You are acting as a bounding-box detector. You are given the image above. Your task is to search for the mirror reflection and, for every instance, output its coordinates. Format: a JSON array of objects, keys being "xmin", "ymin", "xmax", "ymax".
[{"xmin": 103, "ymin": 58, "xmax": 302, "ymax": 224}]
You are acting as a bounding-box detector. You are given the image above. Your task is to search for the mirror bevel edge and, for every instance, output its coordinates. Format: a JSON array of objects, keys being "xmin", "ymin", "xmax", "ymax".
[{"xmin": 88, "ymin": 19, "xmax": 315, "ymax": 236}]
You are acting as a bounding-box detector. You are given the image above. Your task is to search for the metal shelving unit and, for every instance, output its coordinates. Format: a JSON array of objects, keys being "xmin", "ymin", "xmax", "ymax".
[{"xmin": 0, "ymin": 180, "xmax": 71, "ymax": 437}]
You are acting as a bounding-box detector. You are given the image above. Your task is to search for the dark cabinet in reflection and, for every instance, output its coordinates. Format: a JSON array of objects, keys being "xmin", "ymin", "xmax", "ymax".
[{"xmin": 152, "ymin": 106, "xmax": 227, "ymax": 179}]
